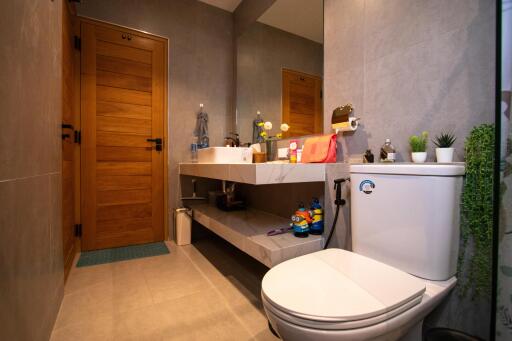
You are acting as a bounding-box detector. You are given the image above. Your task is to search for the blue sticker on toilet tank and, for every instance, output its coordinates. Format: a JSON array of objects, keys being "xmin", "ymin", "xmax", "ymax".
[{"xmin": 359, "ymin": 180, "xmax": 375, "ymax": 194}]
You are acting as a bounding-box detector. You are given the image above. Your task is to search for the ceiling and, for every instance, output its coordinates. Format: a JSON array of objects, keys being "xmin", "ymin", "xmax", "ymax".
[
  {"xmin": 198, "ymin": 0, "xmax": 323, "ymax": 44},
  {"xmin": 198, "ymin": 0, "xmax": 242, "ymax": 12},
  {"xmin": 258, "ymin": 0, "xmax": 323, "ymax": 43}
]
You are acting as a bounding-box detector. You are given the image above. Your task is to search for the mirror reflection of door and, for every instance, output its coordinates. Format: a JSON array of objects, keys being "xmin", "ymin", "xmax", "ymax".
[
  {"xmin": 282, "ymin": 69, "xmax": 323, "ymax": 138},
  {"xmin": 235, "ymin": 0, "xmax": 324, "ymax": 143}
]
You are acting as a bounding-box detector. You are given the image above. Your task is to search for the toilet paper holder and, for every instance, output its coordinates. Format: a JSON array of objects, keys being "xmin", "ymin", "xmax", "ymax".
[{"xmin": 331, "ymin": 103, "xmax": 360, "ymax": 134}]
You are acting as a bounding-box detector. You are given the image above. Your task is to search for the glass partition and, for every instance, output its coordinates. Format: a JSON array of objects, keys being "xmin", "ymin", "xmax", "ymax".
[{"xmin": 496, "ymin": 0, "xmax": 512, "ymax": 339}]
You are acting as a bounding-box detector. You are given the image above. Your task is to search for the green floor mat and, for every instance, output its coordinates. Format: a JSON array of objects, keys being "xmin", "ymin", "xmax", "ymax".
[{"xmin": 76, "ymin": 242, "xmax": 169, "ymax": 267}]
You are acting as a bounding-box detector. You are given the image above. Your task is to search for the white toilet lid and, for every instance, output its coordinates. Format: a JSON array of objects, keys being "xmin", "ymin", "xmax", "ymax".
[{"xmin": 262, "ymin": 249, "xmax": 426, "ymax": 322}]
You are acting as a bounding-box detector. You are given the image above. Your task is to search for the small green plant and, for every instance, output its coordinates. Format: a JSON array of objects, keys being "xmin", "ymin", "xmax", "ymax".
[
  {"xmin": 458, "ymin": 124, "xmax": 494, "ymax": 299},
  {"xmin": 409, "ymin": 131, "xmax": 429, "ymax": 152},
  {"xmin": 433, "ymin": 132, "xmax": 456, "ymax": 148}
]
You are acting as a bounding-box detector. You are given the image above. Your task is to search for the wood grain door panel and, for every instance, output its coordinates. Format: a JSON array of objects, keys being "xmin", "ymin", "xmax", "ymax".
[
  {"xmin": 282, "ymin": 69, "xmax": 323, "ymax": 138},
  {"xmin": 81, "ymin": 20, "xmax": 166, "ymax": 250}
]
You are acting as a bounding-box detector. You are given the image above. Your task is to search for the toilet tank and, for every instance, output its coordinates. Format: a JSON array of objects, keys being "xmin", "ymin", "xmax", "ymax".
[{"xmin": 349, "ymin": 163, "xmax": 465, "ymax": 281}]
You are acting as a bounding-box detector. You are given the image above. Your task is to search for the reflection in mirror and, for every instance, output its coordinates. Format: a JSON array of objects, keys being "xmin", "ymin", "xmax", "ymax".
[{"xmin": 236, "ymin": 0, "xmax": 324, "ymax": 144}]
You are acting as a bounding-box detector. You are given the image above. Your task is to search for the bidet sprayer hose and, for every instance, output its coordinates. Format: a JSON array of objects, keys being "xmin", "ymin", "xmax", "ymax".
[{"xmin": 324, "ymin": 177, "xmax": 349, "ymax": 250}]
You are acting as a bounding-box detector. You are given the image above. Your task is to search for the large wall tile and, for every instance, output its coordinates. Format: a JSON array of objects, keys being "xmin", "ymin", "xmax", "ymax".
[
  {"xmin": 0, "ymin": 175, "xmax": 63, "ymax": 340},
  {"xmin": 324, "ymin": 0, "xmax": 496, "ymax": 337},
  {"xmin": 0, "ymin": 0, "xmax": 64, "ymax": 339}
]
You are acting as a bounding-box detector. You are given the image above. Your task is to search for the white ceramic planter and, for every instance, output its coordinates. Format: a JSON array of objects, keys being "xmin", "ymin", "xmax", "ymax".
[
  {"xmin": 435, "ymin": 148, "xmax": 454, "ymax": 163},
  {"xmin": 411, "ymin": 152, "xmax": 427, "ymax": 163}
]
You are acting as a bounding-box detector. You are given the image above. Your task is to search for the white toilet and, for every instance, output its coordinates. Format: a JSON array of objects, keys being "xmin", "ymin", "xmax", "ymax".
[{"xmin": 261, "ymin": 163, "xmax": 465, "ymax": 341}]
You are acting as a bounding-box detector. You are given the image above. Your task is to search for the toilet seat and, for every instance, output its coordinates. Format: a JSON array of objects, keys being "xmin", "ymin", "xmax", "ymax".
[{"xmin": 261, "ymin": 249, "xmax": 426, "ymax": 330}]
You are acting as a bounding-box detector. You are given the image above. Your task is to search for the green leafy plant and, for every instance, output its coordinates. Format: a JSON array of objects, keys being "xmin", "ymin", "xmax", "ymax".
[
  {"xmin": 409, "ymin": 131, "xmax": 429, "ymax": 152},
  {"xmin": 433, "ymin": 132, "xmax": 456, "ymax": 148},
  {"xmin": 458, "ymin": 124, "xmax": 494, "ymax": 298}
]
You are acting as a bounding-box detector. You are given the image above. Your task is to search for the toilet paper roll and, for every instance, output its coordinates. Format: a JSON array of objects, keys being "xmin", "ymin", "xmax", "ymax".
[{"xmin": 333, "ymin": 117, "xmax": 359, "ymax": 133}]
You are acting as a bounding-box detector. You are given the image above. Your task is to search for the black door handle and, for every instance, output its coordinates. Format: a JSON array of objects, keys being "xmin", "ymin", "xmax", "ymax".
[
  {"xmin": 146, "ymin": 138, "xmax": 163, "ymax": 151},
  {"xmin": 62, "ymin": 123, "xmax": 74, "ymax": 130}
]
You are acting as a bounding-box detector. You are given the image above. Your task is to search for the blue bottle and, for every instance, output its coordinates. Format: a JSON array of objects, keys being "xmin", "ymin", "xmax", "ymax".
[{"xmin": 309, "ymin": 198, "xmax": 324, "ymax": 235}]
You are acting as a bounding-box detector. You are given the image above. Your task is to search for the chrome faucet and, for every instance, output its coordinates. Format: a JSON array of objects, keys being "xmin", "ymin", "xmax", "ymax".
[{"xmin": 224, "ymin": 133, "xmax": 240, "ymax": 147}]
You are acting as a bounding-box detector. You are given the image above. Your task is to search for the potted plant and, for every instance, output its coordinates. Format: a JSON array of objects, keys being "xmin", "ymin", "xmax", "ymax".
[
  {"xmin": 409, "ymin": 131, "xmax": 429, "ymax": 163},
  {"xmin": 262, "ymin": 122, "xmax": 290, "ymax": 161},
  {"xmin": 433, "ymin": 132, "xmax": 456, "ymax": 163}
]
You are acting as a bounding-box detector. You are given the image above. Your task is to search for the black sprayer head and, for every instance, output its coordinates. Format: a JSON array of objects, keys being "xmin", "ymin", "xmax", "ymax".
[{"xmin": 333, "ymin": 178, "xmax": 349, "ymax": 206}]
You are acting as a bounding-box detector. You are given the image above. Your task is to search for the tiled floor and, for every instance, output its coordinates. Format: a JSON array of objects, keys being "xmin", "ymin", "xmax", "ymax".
[{"xmin": 51, "ymin": 230, "xmax": 279, "ymax": 340}]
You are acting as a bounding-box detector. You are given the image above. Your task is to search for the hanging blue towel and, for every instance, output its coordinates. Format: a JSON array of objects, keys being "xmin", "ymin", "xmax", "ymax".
[
  {"xmin": 194, "ymin": 110, "xmax": 209, "ymax": 148},
  {"xmin": 253, "ymin": 116, "xmax": 265, "ymax": 143}
]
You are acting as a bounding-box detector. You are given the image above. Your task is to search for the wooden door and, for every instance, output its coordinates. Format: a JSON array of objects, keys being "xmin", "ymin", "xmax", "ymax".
[
  {"xmin": 62, "ymin": 1, "xmax": 77, "ymax": 279},
  {"xmin": 81, "ymin": 20, "xmax": 167, "ymax": 250},
  {"xmin": 282, "ymin": 69, "xmax": 323, "ymax": 138}
]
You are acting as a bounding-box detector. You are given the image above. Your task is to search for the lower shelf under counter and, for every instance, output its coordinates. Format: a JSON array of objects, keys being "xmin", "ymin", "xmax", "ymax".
[{"xmin": 189, "ymin": 203, "xmax": 324, "ymax": 268}]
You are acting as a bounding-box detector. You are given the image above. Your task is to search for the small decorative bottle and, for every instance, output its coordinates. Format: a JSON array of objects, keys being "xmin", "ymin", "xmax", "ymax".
[{"xmin": 380, "ymin": 139, "xmax": 396, "ymax": 162}]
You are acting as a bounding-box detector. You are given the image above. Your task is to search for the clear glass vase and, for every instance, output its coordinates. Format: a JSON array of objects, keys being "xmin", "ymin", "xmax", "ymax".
[{"xmin": 266, "ymin": 140, "xmax": 277, "ymax": 161}]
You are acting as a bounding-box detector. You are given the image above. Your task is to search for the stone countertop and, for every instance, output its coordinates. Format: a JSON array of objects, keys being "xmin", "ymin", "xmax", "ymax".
[
  {"xmin": 189, "ymin": 203, "xmax": 324, "ymax": 268},
  {"xmin": 179, "ymin": 162, "xmax": 326, "ymax": 185}
]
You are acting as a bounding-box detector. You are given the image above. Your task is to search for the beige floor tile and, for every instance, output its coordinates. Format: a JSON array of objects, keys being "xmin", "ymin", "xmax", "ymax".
[
  {"xmin": 113, "ymin": 304, "xmax": 165, "ymax": 341},
  {"xmin": 215, "ymin": 280, "xmax": 277, "ymax": 340},
  {"xmin": 55, "ymin": 275, "xmax": 152, "ymax": 329},
  {"xmin": 64, "ymin": 263, "xmax": 113, "ymax": 294},
  {"xmin": 51, "ymin": 311, "xmax": 115, "ymax": 341},
  {"xmin": 53, "ymin": 238, "xmax": 276, "ymax": 340},
  {"xmin": 156, "ymin": 290, "xmax": 253, "ymax": 341},
  {"xmin": 145, "ymin": 262, "xmax": 212, "ymax": 304},
  {"xmin": 178, "ymin": 244, "xmax": 233, "ymax": 287}
]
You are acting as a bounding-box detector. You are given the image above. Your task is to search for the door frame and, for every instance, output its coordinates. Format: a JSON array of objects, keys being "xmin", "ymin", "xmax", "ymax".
[{"xmin": 77, "ymin": 17, "xmax": 169, "ymax": 246}]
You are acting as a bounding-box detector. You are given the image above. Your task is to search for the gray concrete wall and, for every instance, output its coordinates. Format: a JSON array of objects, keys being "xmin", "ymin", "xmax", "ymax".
[
  {"xmin": 237, "ymin": 22, "xmax": 323, "ymax": 144},
  {"xmin": 324, "ymin": 0, "xmax": 495, "ymax": 162},
  {"xmin": 0, "ymin": 0, "xmax": 65, "ymax": 340},
  {"xmin": 323, "ymin": 1, "xmax": 496, "ymax": 337},
  {"xmin": 76, "ymin": 0, "xmax": 235, "ymax": 236}
]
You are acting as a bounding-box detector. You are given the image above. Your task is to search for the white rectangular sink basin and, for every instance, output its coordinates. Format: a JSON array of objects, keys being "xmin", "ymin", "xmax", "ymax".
[{"xmin": 197, "ymin": 147, "xmax": 253, "ymax": 164}]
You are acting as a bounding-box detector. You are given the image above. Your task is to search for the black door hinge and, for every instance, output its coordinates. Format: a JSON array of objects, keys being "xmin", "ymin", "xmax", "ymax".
[
  {"xmin": 320, "ymin": 89, "xmax": 323, "ymax": 99},
  {"xmin": 74, "ymin": 36, "xmax": 81, "ymax": 51},
  {"xmin": 74, "ymin": 224, "xmax": 82, "ymax": 238},
  {"xmin": 74, "ymin": 130, "xmax": 81, "ymax": 144}
]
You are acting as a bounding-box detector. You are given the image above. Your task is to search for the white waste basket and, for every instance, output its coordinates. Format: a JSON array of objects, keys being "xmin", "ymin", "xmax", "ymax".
[{"xmin": 174, "ymin": 208, "xmax": 192, "ymax": 245}]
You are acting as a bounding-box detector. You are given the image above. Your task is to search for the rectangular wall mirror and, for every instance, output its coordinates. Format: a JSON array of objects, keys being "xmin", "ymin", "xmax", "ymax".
[{"xmin": 236, "ymin": 0, "xmax": 324, "ymax": 144}]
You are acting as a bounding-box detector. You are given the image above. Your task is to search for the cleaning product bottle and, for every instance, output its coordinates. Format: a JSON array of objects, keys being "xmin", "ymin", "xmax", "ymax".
[
  {"xmin": 309, "ymin": 198, "xmax": 324, "ymax": 235},
  {"xmin": 380, "ymin": 139, "xmax": 396, "ymax": 162},
  {"xmin": 289, "ymin": 140, "xmax": 298, "ymax": 163},
  {"xmin": 290, "ymin": 203, "xmax": 312, "ymax": 238}
]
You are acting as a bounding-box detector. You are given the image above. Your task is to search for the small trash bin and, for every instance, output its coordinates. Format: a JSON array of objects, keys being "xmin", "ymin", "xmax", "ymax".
[
  {"xmin": 174, "ymin": 208, "xmax": 192, "ymax": 245},
  {"xmin": 424, "ymin": 328, "xmax": 484, "ymax": 341}
]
